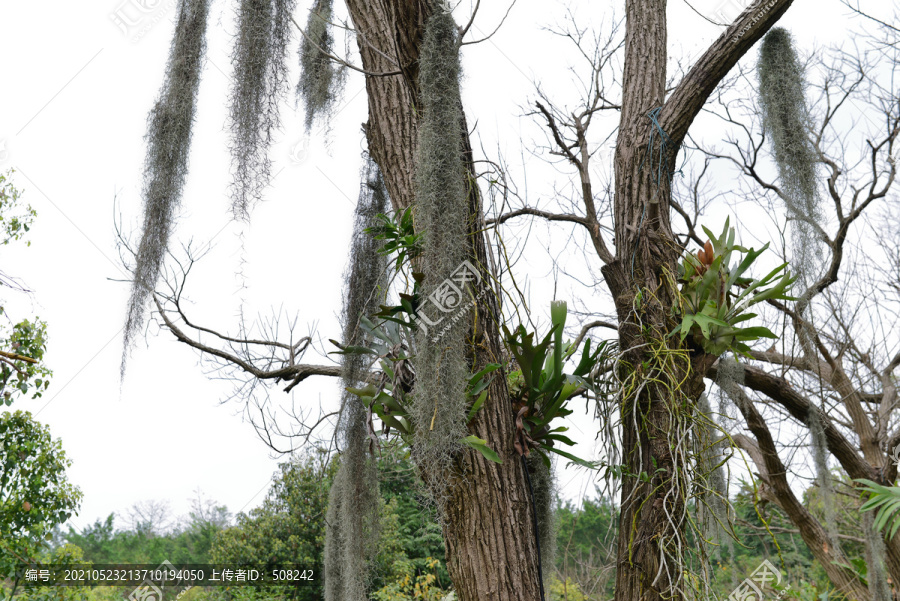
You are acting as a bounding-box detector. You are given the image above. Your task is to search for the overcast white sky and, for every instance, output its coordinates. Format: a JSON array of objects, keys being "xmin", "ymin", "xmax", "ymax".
[{"xmin": 0, "ymin": 0, "xmax": 883, "ymax": 534}]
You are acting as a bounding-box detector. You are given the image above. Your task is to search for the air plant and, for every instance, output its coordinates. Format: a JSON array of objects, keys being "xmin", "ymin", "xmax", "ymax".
[
  {"xmin": 673, "ymin": 217, "xmax": 797, "ymax": 357},
  {"xmin": 504, "ymin": 301, "xmax": 607, "ymax": 468}
]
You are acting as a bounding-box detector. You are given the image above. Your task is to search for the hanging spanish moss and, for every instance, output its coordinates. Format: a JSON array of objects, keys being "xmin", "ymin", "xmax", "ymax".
[
  {"xmin": 410, "ymin": 7, "xmax": 470, "ymax": 514},
  {"xmin": 297, "ymin": 0, "xmax": 345, "ymax": 131},
  {"xmin": 808, "ymin": 406, "xmax": 842, "ymax": 558},
  {"xmin": 863, "ymin": 510, "xmax": 892, "ymax": 601},
  {"xmin": 715, "ymin": 355, "xmax": 745, "ymax": 416},
  {"xmin": 122, "ymin": 0, "xmax": 211, "ymax": 377},
  {"xmin": 713, "ymin": 361, "xmax": 745, "ymax": 591},
  {"xmin": 725, "ymin": 532, "xmax": 738, "ymax": 589},
  {"xmin": 228, "ymin": 0, "xmax": 296, "ymax": 220},
  {"xmin": 758, "ymin": 28, "xmax": 822, "ymax": 288},
  {"xmin": 324, "ymin": 156, "xmax": 388, "ymax": 601},
  {"xmin": 694, "ymin": 393, "xmax": 728, "ymax": 545},
  {"xmin": 526, "ymin": 454, "xmax": 556, "ymax": 595}
]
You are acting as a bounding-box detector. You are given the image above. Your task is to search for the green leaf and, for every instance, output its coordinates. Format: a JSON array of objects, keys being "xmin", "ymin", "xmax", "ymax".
[
  {"xmin": 543, "ymin": 433, "xmax": 577, "ymax": 447},
  {"xmin": 546, "ymin": 446, "xmax": 596, "ymax": 469},
  {"xmin": 856, "ymin": 479, "xmax": 900, "ymax": 539},
  {"xmin": 467, "ymin": 390, "xmax": 488, "ymax": 423},
  {"xmin": 461, "ymin": 435, "xmax": 502, "ymax": 464},
  {"xmin": 468, "ymin": 363, "xmax": 501, "ymax": 393},
  {"xmin": 374, "ymin": 391, "xmax": 405, "ymax": 414},
  {"xmin": 729, "ymin": 312, "xmax": 757, "ymax": 324},
  {"xmin": 379, "ymin": 413, "xmax": 411, "ymax": 436},
  {"xmin": 679, "ymin": 313, "xmax": 729, "ymax": 340},
  {"xmin": 732, "ymin": 326, "xmax": 778, "ymax": 341},
  {"xmin": 573, "ymin": 339, "xmax": 605, "ymax": 377}
]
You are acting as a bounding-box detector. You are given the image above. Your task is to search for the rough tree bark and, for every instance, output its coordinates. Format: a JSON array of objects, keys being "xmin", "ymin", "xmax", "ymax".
[
  {"xmin": 344, "ymin": 2, "xmax": 543, "ymax": 599},
  {"xmin": 601, "ymin": 1, "xmax": 797, "ymax": 599},
  {"xmin": 691, "ymin": 29, "xmax": 900, "ymax": 593}
]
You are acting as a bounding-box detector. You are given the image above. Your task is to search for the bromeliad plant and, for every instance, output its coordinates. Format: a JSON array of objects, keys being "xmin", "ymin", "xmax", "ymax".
[
  {"xmin": 504, "ymin": 301, "xmax": 609, "ymax": 468},
  {"xmin": 672, "ymin": 217, "xmax": 797, "ymax": 357}
]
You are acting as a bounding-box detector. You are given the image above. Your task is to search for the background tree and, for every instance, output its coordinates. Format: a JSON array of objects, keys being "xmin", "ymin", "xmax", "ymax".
[
  {"xmin": 0, "ymin": 171, "xmax": 78, "ymax": 600},
  {"xmin": 500, "ymin": 4, "xmax": 898, "ymax": 599},
  {"xmin": 12, "ymin": 544, "xmax": 92, "ymax": 601},
  {"xmin": 210, "ymin": 446, "xmax": 449, "ymax": 601},
  {"xmin": 554, "ymin": 491, "xmax": 618, "ymax": 600},
  {"xmin": 65, "ymin": 494, "xmax": 229, "ymax": 565},
  {"xmin": 211, "ymin": 450, "xmax": 333, "ymax": 601},
  {"xmin": 121, "ymin": 500, "xmax": 175, "ymax": 538},
  {"xmin": 688, "ymin": 13, "xmax": 900, "ymax": 598},
  {"xmin": 0, "ymin": 411, "xmax": 82, "ymax": 597},
  {"xmin": 0, "ymin": 170, "xmax": 50, "ymax": 405}
]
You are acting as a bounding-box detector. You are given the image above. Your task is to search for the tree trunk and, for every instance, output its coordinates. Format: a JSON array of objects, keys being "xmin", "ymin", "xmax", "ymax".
[
  {"xmin": 603, "ymin": 1, "xmax": 798, "ymax": 599},
  {"xmin": 603, "ymin": 2, "xmax": 701, "ymax": 598},
  {"xmin": 344, "ymin": 2, "xmax": 543, "ymax": 599}
]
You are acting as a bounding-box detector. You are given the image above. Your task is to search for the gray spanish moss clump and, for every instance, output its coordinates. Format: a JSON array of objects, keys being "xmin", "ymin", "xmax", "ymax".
[
  {"xmin": 122, "ymin": 0, "xmax": 211, "ymax": 377},
  {"xmin": 863, "ymin": 510, "xmax": 892, "ymax": 601},
  {"xmin": 297, "ymin": 0, "xmax": 345, "ymax": 131},
  {"xmin": 716, "ymin": 355, "xmax": 745, "ymax": 404},
  {"xmin": 725, "ymin": 534, "xmax": 738, "ymax": 589},
  {"xmin": 324, "ymin": 156, "xmax": 388, "ymax": 601},
  {"xmin": 228, "ymin": 0, "xmax": 296, "ymax": 220},
  {"xmin": 695, "ymin": 393, "xmax": 728, "ymax": 544},
  {"xmin": 526, "ymin": 455, "xmax": 557, "ymax": 595},
  {"xmin": 758, "ymin": 28, "xmax": 822, "ymax": 287},
  {"xmin": 409, "ymin": 8, "xmax": 470, "ymax": 514},
  {"xmin": 808, "ymin": 406, "xmax": 842, "ymax": 557}
]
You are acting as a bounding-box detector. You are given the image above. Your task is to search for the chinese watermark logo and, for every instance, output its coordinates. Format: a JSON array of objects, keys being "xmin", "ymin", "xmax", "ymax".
[
  {"xmin": 438, "ymin": 0, "xmax": 460, "ymax": 14},
  {"xmin": 288, "ymin": 139, "xmax": 310, "ymax": 166},
  {"xmin": 0, "ymin": 138, "xmax": 10, "ymax": 164},
  {"xmin": 128, "ymin": 560, "xmax": 176, "ymax": 601},
  {"xmin": 891, "ymin": 443, "xmax": 900, "ymax": 469},
  {"xmin": 728, "ymin": 559, "xmax": 789, "ymax": 601},
  {"xmin": 712, "ymin": 0, "xmax": 750, "ymax": 25},
  {"xmin": 415, "ymin": 260, "xmax": 488, "ymax": 342},
  {"xmin": 590, "ymin": 144, "xmax": 615, "ymax": 185},
  {"xmin": 109, "ymin": 0, "xmax": 177, "ymax": 44},
  {"xmin": 729, "ymin": 0, "xmax": 779, "ymax": 43}
]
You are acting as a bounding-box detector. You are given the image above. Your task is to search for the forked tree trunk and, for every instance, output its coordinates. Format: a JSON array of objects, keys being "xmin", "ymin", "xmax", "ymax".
[
  {"xmin": 601, "ymin": 1, "xmax": 798, "ymax": 599},
  {"xmin": 344, "ymin": 2, "xmax": 543, "ymax": 599}
]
